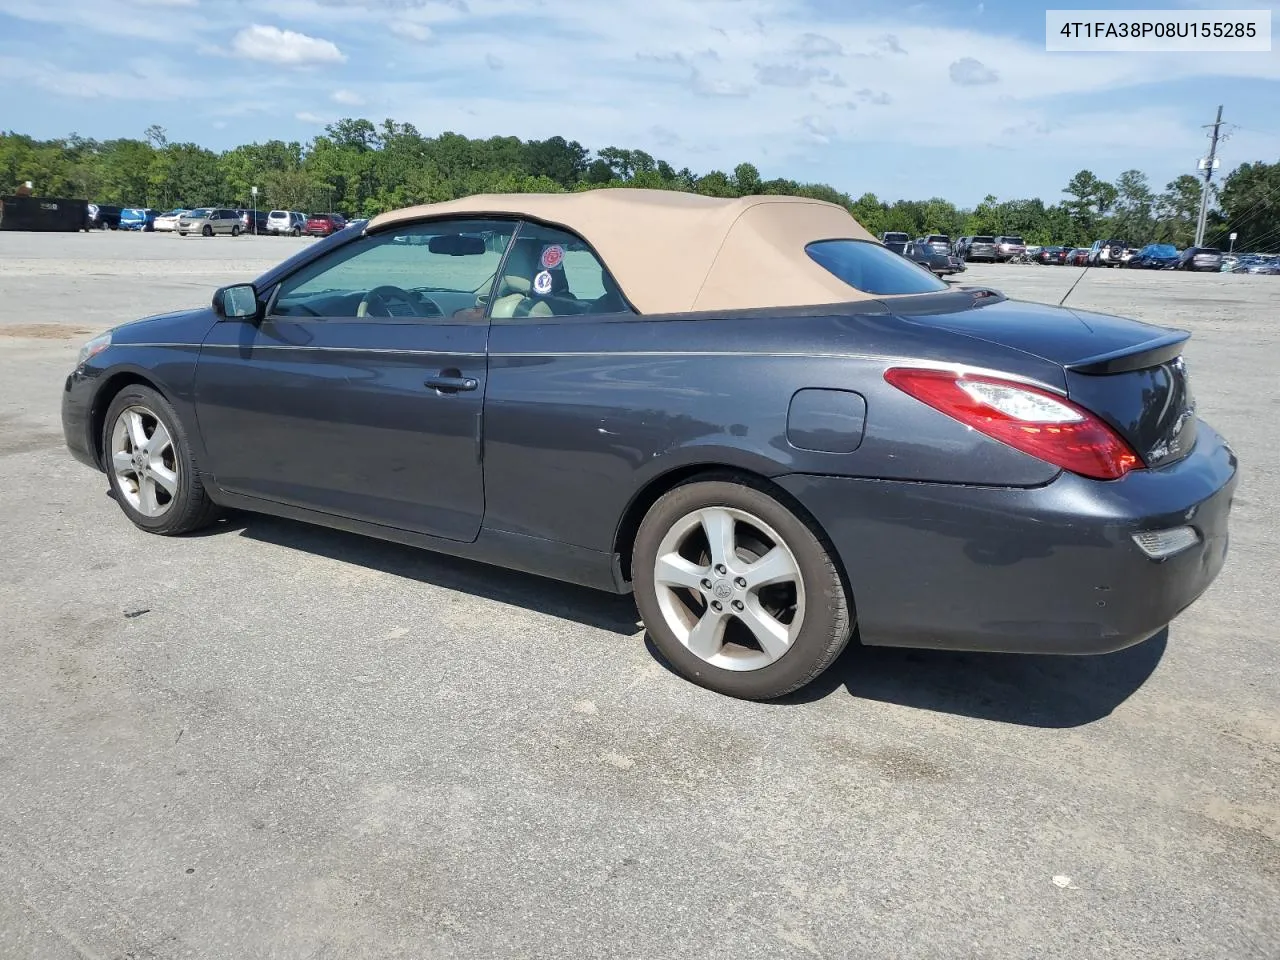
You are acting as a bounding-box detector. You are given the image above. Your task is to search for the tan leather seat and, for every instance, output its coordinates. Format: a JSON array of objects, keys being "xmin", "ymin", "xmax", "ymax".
[{"xmin": 490, "ymin": 239, "xmax": 553, "ymax": 318}]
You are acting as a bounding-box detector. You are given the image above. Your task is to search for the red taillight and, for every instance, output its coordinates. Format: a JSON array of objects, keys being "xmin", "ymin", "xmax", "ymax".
[{"xmin": 884, "ymin": 367, "xmax": 1143, "ymax": 480}]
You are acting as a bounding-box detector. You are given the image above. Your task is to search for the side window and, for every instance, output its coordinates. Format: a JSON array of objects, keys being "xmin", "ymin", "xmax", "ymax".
[
  {"xmin": 489, "ymin": 222, "xmax": 633, "ymax": 319},
  {"xmin": 269, "ymin": 218, "xmax": 517, "ymax": 321}
]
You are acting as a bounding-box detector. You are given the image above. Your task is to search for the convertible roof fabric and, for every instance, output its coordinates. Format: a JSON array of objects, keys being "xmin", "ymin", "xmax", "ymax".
[{"xmin": 367, "ymin": 189, "xmax": 880, "ymax": 314}]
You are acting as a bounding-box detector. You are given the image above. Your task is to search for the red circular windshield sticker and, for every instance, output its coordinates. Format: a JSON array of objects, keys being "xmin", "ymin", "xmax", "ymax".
[{"xmin": 540, "ymin": 244, "xmax": 565, "ymax": 269}]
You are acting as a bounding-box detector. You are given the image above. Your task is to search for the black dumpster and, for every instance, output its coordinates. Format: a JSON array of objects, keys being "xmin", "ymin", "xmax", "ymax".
[{"xmin": 0, "ymin": 195, "xmax": 90, "ymax": 232}]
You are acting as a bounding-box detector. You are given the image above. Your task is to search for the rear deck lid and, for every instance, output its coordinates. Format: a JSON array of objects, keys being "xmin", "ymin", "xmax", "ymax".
[{"xmin": 893, "ymin": 297, "xmax": 1198, "ymax": 468}]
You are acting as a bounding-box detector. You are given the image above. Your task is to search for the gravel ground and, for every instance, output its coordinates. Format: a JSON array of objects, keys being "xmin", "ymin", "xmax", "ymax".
[{"xmin": 1, "ymin": 231, "xmax": 1276, "ymax": 960}]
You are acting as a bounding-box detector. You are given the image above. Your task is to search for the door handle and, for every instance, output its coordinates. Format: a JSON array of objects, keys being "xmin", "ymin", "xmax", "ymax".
[{"xmin": 425, "ymin": 374, "xmax": 479, "ymax": 393}]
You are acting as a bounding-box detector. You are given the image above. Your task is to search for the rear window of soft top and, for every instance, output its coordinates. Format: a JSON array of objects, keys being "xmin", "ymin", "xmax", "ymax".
[{"xmin": 807, "ymin": 239, "xmax": 949, "ymax": 296}]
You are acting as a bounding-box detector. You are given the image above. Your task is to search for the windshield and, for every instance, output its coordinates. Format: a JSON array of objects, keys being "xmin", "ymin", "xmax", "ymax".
[
  {"xmin": 807, "ymin": 239, "xmax": 949, "ymax": 296},
  {"xmin": 188, "ymin": 208, "xmax": 213, "ymax": 218}
]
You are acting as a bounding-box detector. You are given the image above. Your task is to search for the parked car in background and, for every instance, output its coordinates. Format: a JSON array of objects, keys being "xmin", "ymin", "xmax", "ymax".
[
  {"xmin": 1035, "ymin": 245, "xmax": 1068, "ymax": 265},
  {"xmin": 266, "ymin": 210, "xmax": 306, "ymax": 236},
  {"xmin": 880, "ymin": 230, "xmax": 910, "ymax": 255},
  {"xmin": 86, "ymin": 204, "xmax": 122, "ymax": 230},
  {"xmin": 905, "ymin": 239, "xmax": 962, "ymax": 275},
  {"xmin": 1126, "ymin": 243, "xmax": 1180, "ymax": 269},
  {"xmin": 964, "ymin": 236, "xmax": 998, "ymax": 262},
  {"xmin": 237, "ymin": 209, "xmax": 270, "ymax": 235},
  {"xmin": 59, "ymin": 189, "xmax": 1238, "ymax": 701},
  {"xmin": 178, "ymin": 208, "xmax": 243, "ymax": 237},
  {"xmin": 1229, "ymin": 253, "xmax": 1279, "ymax": 275},
  {"xmin": 1088, "ymin": 238, "xmax": 1129, "ymax": 267},
  {"xmin": 305, "ymin": 212, "xmax": 348, "ymax": 237},
  {"xmin": 994, "ymin": 236, "xmax": 1026, "ymax": 262},
  {"xmin": 119, "ymin": 208, "xmax": 158, "ymax": 231},
  {"xmin": 153, "ymin": 209, "xmax": 188, "ymax": 232},
  {"xmin": 1067, "ymin": 247, "xmax": 1090, "ymax": 266},
  {"xmin": 920, "ymin": 234, "xmax": 951, "ymax": 256},
  {"xmin": 1177, "ymin": 246, "xmax": 1224, "ymax": 272}
]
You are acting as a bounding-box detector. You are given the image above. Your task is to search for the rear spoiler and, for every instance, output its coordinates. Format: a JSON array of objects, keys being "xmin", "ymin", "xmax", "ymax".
[{"xmin": 1066, "ymin": 330, "xmax": 1190, "ymax": 375}]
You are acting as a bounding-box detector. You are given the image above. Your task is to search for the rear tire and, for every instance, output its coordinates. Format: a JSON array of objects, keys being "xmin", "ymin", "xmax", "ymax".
[
  {"xmin": 633, "ymin": 479, "xmax": 853, "ymax": 701},
  {"xmin": 231, "ymin": 225, "xmax": 241, "ymax": 237},
  {"xmin": 102, "ymin": 385, "xmax": 220, "ymax": 536}
]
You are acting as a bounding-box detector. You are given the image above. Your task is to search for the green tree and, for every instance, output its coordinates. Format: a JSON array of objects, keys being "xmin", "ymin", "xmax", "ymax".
[
  {"xmin": 1113, "ymin": 169, "xmax": 1155, "ymax": 243},
  {"xmin": 1154, "ymin": 175, "xmax": 1204, "ymax": 247},
  {"xmin": 732, "ymin": 162, "xmax": 762, "ymax": 196},
  {"xmin": 1214, "ymin": 161, "xmax": 1280, "ymax": 252}
]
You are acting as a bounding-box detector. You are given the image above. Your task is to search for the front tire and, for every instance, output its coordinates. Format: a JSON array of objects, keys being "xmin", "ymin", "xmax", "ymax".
[
  {"xmin": 202, "ymin": 225, "xmax": 213, "ymax": 237},
  {"xmin": 102, "ymin": 385, "xmax": 219, "ymax": 536},
  {"xmin": 633, "ymin": 479, "xmax": 853, "ymax": 700}
]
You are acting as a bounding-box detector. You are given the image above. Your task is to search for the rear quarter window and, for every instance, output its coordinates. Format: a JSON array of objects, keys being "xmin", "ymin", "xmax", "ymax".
[{"xmin": 807, "ymin": 239, "xmax": 949, "ymax": 296}]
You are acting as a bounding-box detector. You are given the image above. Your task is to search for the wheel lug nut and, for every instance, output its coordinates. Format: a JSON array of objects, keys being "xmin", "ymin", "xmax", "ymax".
[
  {"xmin": 711, "ymin": 600, "xmax": 722, "ymax": 611},
  {"xmin": 732, "ymin": 600, "xmax": 744, "ymax": 611},
  {"xmin": 701, "ymin": 579, "xmax": 712, "ymax": 590},
  {"xmin": 735, "ymin": 577, "xmax": 746, "ymax": 588},
  {"xmin": 715, "ymin": 564, "xmax": 727, "ymax": 575}
]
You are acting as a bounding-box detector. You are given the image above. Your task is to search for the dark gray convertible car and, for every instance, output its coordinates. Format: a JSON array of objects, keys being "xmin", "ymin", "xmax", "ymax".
[{"xmin": 62, "ymin": 190, "xmax": 1237, "ymax": 700}]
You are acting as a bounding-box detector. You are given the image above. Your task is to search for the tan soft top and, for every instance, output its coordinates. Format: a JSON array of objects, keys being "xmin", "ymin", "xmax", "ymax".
[{"xmin": 367, "ymin": 189, "xmax": 879, "ymax": 314}]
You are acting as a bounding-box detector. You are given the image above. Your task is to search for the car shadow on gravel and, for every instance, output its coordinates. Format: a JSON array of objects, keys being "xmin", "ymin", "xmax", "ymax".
[
  {"xmin": 227, "ymin": 513, "xmax": 644, "ymax": 635},
  {"xmin": 194, "ymin": 508, "xmax": 1165, "ymax": 727},
  {"xmin": 775, "ymin": 631, "xmax": 1169, "ymax": 728}
]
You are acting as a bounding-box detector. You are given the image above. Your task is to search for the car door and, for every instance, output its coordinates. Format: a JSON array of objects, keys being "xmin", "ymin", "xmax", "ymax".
[{"xmin": 194, "ymin": 217, "xmax": 518, "ymax": 542}]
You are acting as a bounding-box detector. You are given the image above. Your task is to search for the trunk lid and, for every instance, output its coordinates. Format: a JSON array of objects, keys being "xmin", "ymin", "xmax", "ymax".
[{"xmin": 893, "ymin": 296, "xmax": 1198, "ymax": 469}]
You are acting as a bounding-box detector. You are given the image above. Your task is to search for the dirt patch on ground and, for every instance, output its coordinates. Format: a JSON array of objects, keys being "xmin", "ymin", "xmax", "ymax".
[{"xmin": 0, "ymin": 324, "xmax": 94, "ymax": 339}]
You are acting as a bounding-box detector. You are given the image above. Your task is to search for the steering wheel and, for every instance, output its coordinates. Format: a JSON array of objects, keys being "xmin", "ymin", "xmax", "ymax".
[{"xmin": 357, "ymin": 285, "xmax": 422, "ymax": 318}]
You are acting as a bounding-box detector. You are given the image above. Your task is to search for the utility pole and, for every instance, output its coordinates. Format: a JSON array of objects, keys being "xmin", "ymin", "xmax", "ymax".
[{"xmin": 1194, "ymin": 104, "xmax": 1224, "ymax": 248}]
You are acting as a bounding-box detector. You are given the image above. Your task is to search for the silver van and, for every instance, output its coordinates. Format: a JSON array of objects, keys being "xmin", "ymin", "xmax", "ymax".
[{"xmin": 178, "ymin": 208, "xmax": 242, "ymax": 237}]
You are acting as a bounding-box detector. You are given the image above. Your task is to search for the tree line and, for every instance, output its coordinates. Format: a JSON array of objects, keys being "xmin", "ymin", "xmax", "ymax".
[{"xmin": 2, "ymin": 118, "xmax": 1276, "ymax": 252}]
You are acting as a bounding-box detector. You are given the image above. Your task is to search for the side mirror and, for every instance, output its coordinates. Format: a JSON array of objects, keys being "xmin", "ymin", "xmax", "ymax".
[{"xmin": 214, "ymin": 283, "xmax": 260, "ymax": 321}]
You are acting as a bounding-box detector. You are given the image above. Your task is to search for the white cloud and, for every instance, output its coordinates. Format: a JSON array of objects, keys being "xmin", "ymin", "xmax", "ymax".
[
  {"xmin": 391, "ymin": 20, "xmax": 433, "ymax": 41},
  {"xmin": 332, "ymin": 88, "xmax": 366, "ymax": 106},
  {"xmin": 949, "ymin": 56, "xmax": 999, "ymax": 85},
  {"xmin": 0, "ymin": 54, "xmax": 197, "ymax": 100},
  {"xmin": 296, "ymin": 111, "xmax": 328, "ymax": 124},
  {"xmin": 231, "ymin": 25, "xmax": 346, "ymax": 65}
]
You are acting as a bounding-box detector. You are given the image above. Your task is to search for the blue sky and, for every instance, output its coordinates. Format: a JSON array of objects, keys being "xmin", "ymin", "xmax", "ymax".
[{"xmin": 1, "ymin": 0, "xmax": 1277, "ymax": 206}]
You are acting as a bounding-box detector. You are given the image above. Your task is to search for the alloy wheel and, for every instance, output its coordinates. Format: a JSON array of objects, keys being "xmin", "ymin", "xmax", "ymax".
[
  {"xmin": 109, "ymin": 405, "xmax": 179, "ymax": 518},
  {"xmin": 651, "ymin": 506, "xmax": 806, "ymax": 671}
]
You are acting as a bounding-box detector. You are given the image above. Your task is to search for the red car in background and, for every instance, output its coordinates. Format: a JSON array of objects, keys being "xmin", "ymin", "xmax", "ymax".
[{"xmin": 304, "ymin": 213, "xmax": 347, "ymax": 237}]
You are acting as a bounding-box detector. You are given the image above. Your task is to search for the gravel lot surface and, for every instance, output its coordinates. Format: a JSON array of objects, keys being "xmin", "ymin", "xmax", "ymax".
[{"xmin": 1, "ymin": 231, "xmax": 1276, "ymax": 959}]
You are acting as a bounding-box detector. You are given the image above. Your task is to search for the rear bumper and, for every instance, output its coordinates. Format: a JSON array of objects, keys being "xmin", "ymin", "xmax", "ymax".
[{"xmin": 777, "ymin": 423, "xmax": 1238, "ymax": 655}]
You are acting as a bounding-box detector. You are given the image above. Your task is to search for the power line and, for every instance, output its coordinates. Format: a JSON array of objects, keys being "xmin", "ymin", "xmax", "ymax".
[{"xmin": 1194, "ymin": 105, "xmax": 1225, "ymax": 248}]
